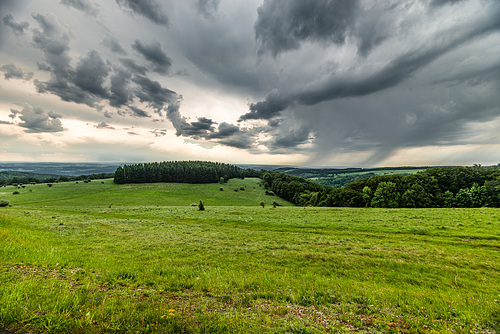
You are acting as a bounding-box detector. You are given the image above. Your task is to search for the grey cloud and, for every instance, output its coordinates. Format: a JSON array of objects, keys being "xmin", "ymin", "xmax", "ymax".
[
  {"xmin": 94, "ymin": 122, "xmax": 115, "ymax": 129},
  {"xmin": 128, "ymin": 106, "xmax": 151, "ymax": 118},
  {"xmin": 119, "ymin": 58, "xmax": 147, "ymax": 75},
  {"xmin": 74, "ymin": 50, "xmax": 110, "ymax": 98},
  {"xmin": 196, "ymin": 0, "xmax": 220, "ymax": 17},
  {"xmin": 10, "ymin": 104, "xmax": 65, "ymax": 133},
  {"xmin": 179, "ymin": 117, "xmax": 216, "ymax": 138},
  {"xmin": 109, "ymin": 69, "xmax": 132, "ymax": 108},
  {"xmin": 0, "ymin": 63, "xmax": 33, "ymax": 80},
  {"xmin": 103, "ymin": 35, "xmax": 126, "ymax": 55},
  {"xmin": 270, "ymin": 126, "xmax": 312, "ymax": 149},
  {"xmin": 430, "ymin": 0, "xmax": 465, "ymax": 7},
  {"xmin": 151, "ymin": 129, "xmax": 167, "ymax": 137},
  {"xmin": 239, "ymin": 89, "xmax": 290, "ymax": 121},
  {"xmin": 115, "ymin": 0, "xmax": 168, "ymax": 26},
  {"xmin": 244, "ymin": 7, "xmax": 500, "ymax": 121},
  {"xmin": 132, "ymin": 40, "xmax": 172, "ymax": 74},
  {"xmin": 208, "ymin": 122, "xmax": 240, "ymax": 139},
  {"xmin": 2, "ymin": 14, "xmax": 29, "ymax": 34},
  {"xmin": 60, "ymin": 0, "xmax": 99, "ymax": 15},
  {"xmin": 133, "ymin": 75, "xmax": 177, "ymax": 113},
  {"xmin": 255, "ymin": 0, "xmax": 359, "ymax": 57},
  {"xmin": 217, "ymin": 131, "xmax": 254, "ymax": 149}
]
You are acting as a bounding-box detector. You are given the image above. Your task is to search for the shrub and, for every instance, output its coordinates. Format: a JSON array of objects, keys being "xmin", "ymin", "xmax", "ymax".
[
  {"xmin": 0, "ymin": 200, "xmax": 9, "ymax": 207},
  {"xmin": 47, "ymin": 183, "xmax": 53, "ymax": 187},
  {"xmin": 198, "ymin": 200, "xmax": 205, "ymax": 211},
  {"xmin": 12, "ymin": 191, "xmax": 20, "ymax": 195},
  {"xmin": 259, "ymin": 201, "xmax": 265, "ymax": 208}
]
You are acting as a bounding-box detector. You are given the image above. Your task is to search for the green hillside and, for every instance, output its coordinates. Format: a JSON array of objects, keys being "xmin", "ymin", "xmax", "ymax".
[
  {"xmin": 1, "ymin": 178, "xmax": 499, "ymax": 333},
  {"xmin": 0, "ymin": 177, "xmax": 292, "ymax": 208}
]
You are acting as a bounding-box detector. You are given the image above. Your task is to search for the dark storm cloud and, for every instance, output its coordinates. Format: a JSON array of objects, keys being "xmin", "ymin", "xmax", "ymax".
[
  {"xmin": 132, "ymin": 40, "xmax": 172, "ymax": 74},
  {"xmin": 60, "ymin": 0, "xmax": 98, "ymax": 15},
  {"xmin": 196, "ymin": 0, "xmax": 220, "ymax": 17},
  {"xmin": 115, "ymin": 0, "xmax": 168, "ymax": 26},
  {"xmin": 217, "ymin": 132, "xmax": 254, "ymax": 149},
  {"xmin": 180, "ymin": 117, "xmax": 216, "ymax": 137},
  {"xmin": 103, "ymin": 35, "xmax": 126, "ymax": 55},
  {"xmin": 270, "ymin": 126, "xmax": 312, "ymax": 149},
  {"xmin": 10, "ymin": 104, "xmax": 65, "ymax": 133},
  {"xmin": 208, "ymin": 122, "xmax": 240, "ymax": 139},
  {"xmin": 74, "ymin": 50, "xmax": 110, "ymax": 98},
  {"xmin": 31, "ymin": 13, "xmax": 97, "ymax": 106},
  {"xmin": 255, "ymin": 0, "xmax": 359, "ymax": 57},
  {"xmin": 128, "ymin": 105, "xmax": 151, "ymax": 118},
  {"xmin": 430, "ymin": 0, "xmax": 466, "ymax": 7},
  {"xmin": 243, "ymin": 7, "xmax": 500, "ymax": 122},
  {"xmin": 118, "ymin": 58, "xmax": 147, "ymax": 75},
  {"xmin": 109, "ymin": 69, "xmax": 132, "ymax": 108},
  {"xmin": 94, "ymin": 122, "xmax": 115, "ymax": 129},
  {"xmin": 239, "ymin": 89, "xmax": 290, "ymax": 121},
  {"xmin": 2, "ymin": 14, "xmax": 30, "ymax": 34},
  {"xmin": 0, "ymin": 63, "xmax": 33, "ymax": 80},
  {"xmin": 133, "ymin": 75, "xmax": 177, "ymax": 113}
]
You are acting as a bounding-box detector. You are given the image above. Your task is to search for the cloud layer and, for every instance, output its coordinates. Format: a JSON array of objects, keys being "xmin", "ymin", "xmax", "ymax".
[{"xmin": 0, "ymin": 0, "xmax": 499, "ymax": 165}]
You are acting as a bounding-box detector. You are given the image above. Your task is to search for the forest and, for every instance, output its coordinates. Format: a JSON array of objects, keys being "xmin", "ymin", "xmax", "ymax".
[
  {"xmin": 262, "ymin": 165, "xmax": 500, "ymax": 208},
  {"xmin": 113, "ymin": 161, "xmax": 260, "ymax": 184}
]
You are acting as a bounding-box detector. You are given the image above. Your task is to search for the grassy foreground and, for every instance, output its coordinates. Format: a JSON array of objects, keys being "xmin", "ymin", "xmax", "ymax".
[{"xmin": 1, "ymin": 179, "xmax": 499, "ymax": 333}]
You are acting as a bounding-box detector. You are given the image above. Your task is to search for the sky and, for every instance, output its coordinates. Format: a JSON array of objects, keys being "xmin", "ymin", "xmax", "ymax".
[{"xmin": 1, "ymin": 0, "xmax": 499, "ymax": 167}]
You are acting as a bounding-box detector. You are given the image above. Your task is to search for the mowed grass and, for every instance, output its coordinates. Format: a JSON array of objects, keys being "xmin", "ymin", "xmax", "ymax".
[{"xmin": 1, "ymin": 179, "xmax": 499, "ymax": 333}]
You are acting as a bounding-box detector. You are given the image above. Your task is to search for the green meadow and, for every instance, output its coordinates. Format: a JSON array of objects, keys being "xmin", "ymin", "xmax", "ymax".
[{"xmin": 1, "ymin": 178, "xmax": 499, "ymax": 333}]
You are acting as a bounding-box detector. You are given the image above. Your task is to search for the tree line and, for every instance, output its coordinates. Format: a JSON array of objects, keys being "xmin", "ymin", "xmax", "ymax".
[
  {"xmin": 262, "ymin": 165, "xmax": 500, "ymax": 208},
  {"xmin": 113, "ymin": 161, "xmax": 260, "ymax": 184},
  {"xmin": 0, "ymin": 173, "xmax": 114, "ymax": 187}
]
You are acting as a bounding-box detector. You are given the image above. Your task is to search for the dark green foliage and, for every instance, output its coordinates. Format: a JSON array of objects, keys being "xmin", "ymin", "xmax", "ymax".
[
  {"xmin": 198, "ymin": 200, "xmax": 205, "ymax": 211},
  {"xmin": 263, "ymin": 165, "xmax": 500, "ymax": 208},
  {"xmin": 0, "ymin": 200, "xmax": 9, "ymax": 207},
  {"xmin": 113, "ymin": 161, "xmax": 260, "ymax": 184}
]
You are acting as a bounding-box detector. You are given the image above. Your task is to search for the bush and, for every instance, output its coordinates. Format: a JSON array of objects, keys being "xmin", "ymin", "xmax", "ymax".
[
  {"xmin": 47, "ymin": 183, "xmax": 53, "ymax": 187},
  {"xmin": 12, "ymin": 191, "xmax": 20, "ymax": 195},
  {"xmin": 259, "ymin": 201, "xmax": 265, "ymax": 208},
  {"xmin": 0, "ymin": 200, "xmax": 9, "ymax": 207},
  {"xmin": 198, "ymin": 200, "xmax": 205, "ymax": 211}
]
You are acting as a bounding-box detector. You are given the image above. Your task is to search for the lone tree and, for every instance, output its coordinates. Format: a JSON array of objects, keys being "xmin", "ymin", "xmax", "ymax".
[{"xmin": 259, "ymin": 201, "xmax": 265, "ymax": 208}]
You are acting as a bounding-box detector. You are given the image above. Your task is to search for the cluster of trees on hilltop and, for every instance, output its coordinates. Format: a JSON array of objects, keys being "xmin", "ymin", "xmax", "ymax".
[
  {"xmin": 262, "ymin": 165, "xmax": 500, "ymax": 208},
  {"xmin": 114, "ymin": 161, "xmax": 260, "ymax": 184}
]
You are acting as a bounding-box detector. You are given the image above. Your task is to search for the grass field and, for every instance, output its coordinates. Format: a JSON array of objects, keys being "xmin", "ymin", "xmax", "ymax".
[{"xmin": 1, "ymin": 178, "xmax": 499, "ymax": 333}]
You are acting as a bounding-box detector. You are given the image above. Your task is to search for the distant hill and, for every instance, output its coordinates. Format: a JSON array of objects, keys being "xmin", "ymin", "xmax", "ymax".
[
  {"xmin": 273, "ymin": 166, "xmax": 430, "ymax": 188},
  {"xmin": 0, "ymin": 171, "xmax": 60, "ymax": 180}
]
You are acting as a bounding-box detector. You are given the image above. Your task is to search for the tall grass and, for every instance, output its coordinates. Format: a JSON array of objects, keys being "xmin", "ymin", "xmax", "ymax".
[{"xmin": 1, "ymin": 179, "xmax": 499, "ymax": 333}]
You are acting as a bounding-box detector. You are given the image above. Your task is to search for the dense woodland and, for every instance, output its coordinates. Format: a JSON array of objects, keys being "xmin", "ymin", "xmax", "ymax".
[
  {"xmin": 262, "ymin": 165, "xmax": 500, "ymax": 208},
  {"xmin": 113, "ymin": 161, "xmax": 260, "ymax": 184}
]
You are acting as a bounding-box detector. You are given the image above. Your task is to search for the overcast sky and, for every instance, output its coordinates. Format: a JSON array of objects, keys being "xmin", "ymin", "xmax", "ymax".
[{"xmin": 1, "ymin": 0, "xmax": 499, "ymax": 166}]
